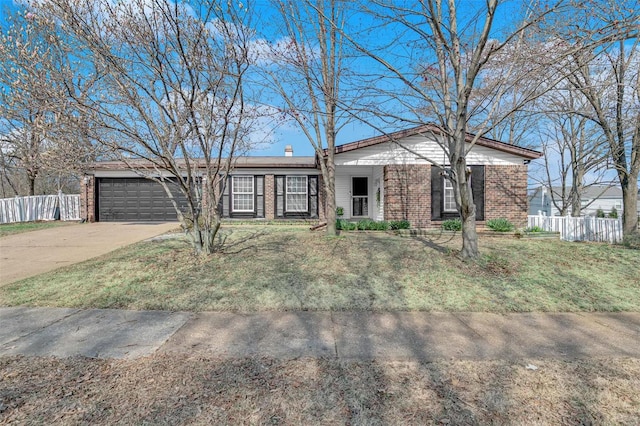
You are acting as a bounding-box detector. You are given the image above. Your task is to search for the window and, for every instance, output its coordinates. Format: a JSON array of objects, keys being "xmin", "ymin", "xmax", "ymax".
[
  {"xmin": 443, "ymin": 178, "xmax": 456, "ymax": 212},
  {"xmin": 232, "ymin": 176, "xmax": 254, "ymax": 212},
  {"xmin": 286, "ymin": 176, "xmax": 308, "ymax": 212},
  {"xmin": 614, "ymin": 201, "xmax": 622, "ymax": 210}
]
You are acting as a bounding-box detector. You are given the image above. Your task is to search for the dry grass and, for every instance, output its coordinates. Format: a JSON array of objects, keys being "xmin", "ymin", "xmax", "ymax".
[
  {"xmin": 1, "ymin": 225, "xmax": 639, "ymax": 312},
  {"xmin": 1, "ymin": 355, "xmax": 639, "ymax": 425},
  {"xmin": 0, "ymin": 221, "xmax": 74, "ymax": 238}
]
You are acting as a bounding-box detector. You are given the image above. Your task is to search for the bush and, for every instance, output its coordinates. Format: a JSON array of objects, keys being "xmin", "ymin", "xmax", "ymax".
[
  {"xmin": 389, "ymin": 219, "xmax": 411, "ymax": 230},
  {"xmin": 608, "ymin": 207, "xmax": 618, "ymax": 218},
  {"xmin": 357, "ymin": 219, "xmax": 375, "ymax": 230},
  {"xmin": 336, "ymin": 219, "xmax": 356, "ymax": 231},
  {"xmin": 336, "ymin": 206, "xmax": 344, "ymax": 217},
  {"xmin": 622, "ymin": 233, "xmax": 640, "ymax": 250},
  {"xmin": 525, "ymin": 226, "xmax": 544, "ymax": 233},
  {"xmin": 442, "ymin": 218, "xmax": 462, "ymax": 231},
  {"xmin": 596, "ymin": 208, "xmax": 605, "ymax": 218},
  {"xmin": 486, "ymin": 218, "xmax": 514, "ymax": 232},
  {"xmin": 373, "ymin": 221, "xmax": 390, "ymax": 231},
  {"xmin": 336, "ymin": 219, "xmax": 390, "ymax": 231}
]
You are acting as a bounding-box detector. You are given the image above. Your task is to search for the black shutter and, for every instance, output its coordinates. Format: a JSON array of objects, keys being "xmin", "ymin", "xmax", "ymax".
[
  {"xmin": 471, "ymin": 166, "xmax": 485, "ymax": 221},
  {"xmin": 431, "ymin": 166, "xmax": 443, "ymax": 220},
  {"xmin": 219, "ymin": 177, "xmax": 230, "ymax": 218},
  {"xmin": 256, "ymin": 176, "xmax": 264, "ymax": 218},
  {"xmin": 309, "ymin": 175, "xmax": 318, "ymax": 218},
  {"xmin": 275, "ymin": 176, "xmax": 284, "ymax": 218}
]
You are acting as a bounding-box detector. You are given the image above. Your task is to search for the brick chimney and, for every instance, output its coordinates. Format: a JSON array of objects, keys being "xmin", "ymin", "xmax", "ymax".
[{"xmin": 284, "ymin": 145, "xmax": 293, "ymax": 157}]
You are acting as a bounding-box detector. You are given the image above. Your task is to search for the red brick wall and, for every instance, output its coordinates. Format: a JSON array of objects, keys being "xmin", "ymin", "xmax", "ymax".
[
  {"xmin": 265, "ymin": 175, "xmax": 275, "ymax": 220},
  {"xmin": 383, "ymin": 164, "xmax": 431, "ymax": 228},
  {"xmin": 383, "ymin": 164, "xmax": 529, "ymax": 229},
  {"xmin": 484, "ymin": 165, "xmax": 529, "ymax": 227},
  {"xmin": 80, "ymin": 175, "xmax": 96, "ymax": 222}
]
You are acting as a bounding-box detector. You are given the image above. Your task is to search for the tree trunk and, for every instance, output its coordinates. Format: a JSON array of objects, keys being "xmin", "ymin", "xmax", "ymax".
[
  {"xmin": 28, "ymin": 175, "xmax": 35, "ymax": 196},
  {"xmin": 570, "ymin": 180, "xmax": 583, "ymax": 217},
  {"xmin": 325, "ymin": 160, "xmax": 337, "ymax": 236},
  {"xmin": 621, "ymin": 173, "xmax": 639, "ymax": 236},
  {"xmin": 461, "ymin": 211, "xmax": 479, "ymax": 259},
  {"xmin": 456, "ymin": 160, "xmax": 478, "ymax": 260}
]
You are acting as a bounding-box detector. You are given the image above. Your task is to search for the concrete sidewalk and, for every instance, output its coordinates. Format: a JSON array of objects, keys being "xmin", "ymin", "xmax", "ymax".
[{"xmin": 1, "ymin": 307, "xmax": 639, "ymax": 360}]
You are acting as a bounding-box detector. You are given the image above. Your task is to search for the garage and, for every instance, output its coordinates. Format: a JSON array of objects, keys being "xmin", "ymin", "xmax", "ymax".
[{"xmin": 97, "ymin": 178, "xmax": 187, "ymax": 222}]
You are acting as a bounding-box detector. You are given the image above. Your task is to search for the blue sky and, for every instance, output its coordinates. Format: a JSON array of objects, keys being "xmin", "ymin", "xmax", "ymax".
[
  {"xmin": 0, "ymin": 0, "xmax": 624, "ymax": 194},
  {"xmin": 0, "ymin": 0, "xmax": 543, "ymax": 158}
]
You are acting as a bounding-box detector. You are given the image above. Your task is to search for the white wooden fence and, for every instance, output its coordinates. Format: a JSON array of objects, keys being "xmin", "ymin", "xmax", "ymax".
[
  {"xmin": 528, "ymin": 215, "xmax": 623, "ymax": 244},
  {"xmin": 0, "ymin": 193, "xmax": 81, "ymax": 223}
]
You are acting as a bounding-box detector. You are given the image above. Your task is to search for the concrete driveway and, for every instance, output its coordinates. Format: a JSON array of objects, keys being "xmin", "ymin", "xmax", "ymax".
[{"xmin": 0, "ymin": 222, "xmax": 178, "ymax": 284}]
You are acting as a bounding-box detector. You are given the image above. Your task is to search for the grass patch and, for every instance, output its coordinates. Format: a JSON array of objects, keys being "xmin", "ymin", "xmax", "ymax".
[
  {"xmin": 1, "ymin": 355, "xmax": 639, "ymax": 424},
  {"xmin": 0, "ymin": 221, "xmax": 74, "ymax": 238},
  {"xmin": 1, "ymin": 226, "xmax": 639, "ymax": 312}
]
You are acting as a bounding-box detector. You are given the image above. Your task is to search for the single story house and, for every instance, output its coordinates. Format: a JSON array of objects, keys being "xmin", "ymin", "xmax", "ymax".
[
  {"xmin": 81, "ymin": 124, "xmax": 542, "ymax": 228},
  {"xmin": 529, "ymin": 185, "xmax": 640, "ymax": 217}
]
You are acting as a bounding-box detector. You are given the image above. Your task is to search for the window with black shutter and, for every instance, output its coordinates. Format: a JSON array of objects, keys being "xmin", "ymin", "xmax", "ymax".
[
  {"xmin": 431, "ymin": 165, "xmax": 484, "ymax": 220},
  {"xmin": 275, "ymin": 175, "xmax": 318, "ymax": 218}
]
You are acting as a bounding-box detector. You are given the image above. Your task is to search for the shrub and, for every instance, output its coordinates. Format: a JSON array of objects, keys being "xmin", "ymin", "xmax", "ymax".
[
  {"xmin": 525, "ymin": 226, "xmax": 544, "ymax": 233},
  {"xmin": 442, "ymin": 218, "xmax": 462, "ymax": 231},
  {"xmin": 389, "ymin": 219, "xmax": 411, "ymax": 230},
  {"xmin": 608, "ymin": 207, "xmax": 618, "ymax": 218},
  {"xmin": 622, "ymin": 233, "xmax": 640, "ymax": 250},
  {"xmin": 374, "ymin": 221, "xmax": 390, "ymax": 231},
  {"xmin": 596, "ymin": 208, "xmax": 605, "ymax": 218},
  {"xmin": 336, "ymin": 219, "xmax": 356, "ymax": 231},
  {"xmin": 336, "ymin": 206, "xmax": 344, "ymax": 217},
  {"xmin": 357, "ymin": 219, "xmax": 376, "ymax": 230},
  {"xmin": 336, "ymin": 219, "xmax": 390, "ymax": 231},
  {"xmin": 486, "ymin": 218, "xmax": 514, "ymax": 232}
]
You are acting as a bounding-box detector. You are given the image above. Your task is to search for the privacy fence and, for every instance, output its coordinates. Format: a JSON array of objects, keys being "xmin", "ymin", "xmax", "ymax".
[
  {"xmin": 528, "ymin": 215, "xmax": 623, "ymax": 244},
  {"xmin": 0, "ymin": 193, "xmax": 81, "ymax": 224}
]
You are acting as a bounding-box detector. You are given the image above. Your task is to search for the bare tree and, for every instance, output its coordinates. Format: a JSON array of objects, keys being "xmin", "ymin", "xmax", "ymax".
[
  {"xmin": 343, "ymin": 0, "xmax": 562, "ymax": 259},
  {"xmin": 261, "ymin": 0, "xmax": 352, "ymax": 236},
  {"xmin": 38, "ymin": 0, "xmax": 260, "ymax": 255},
  {"xmin": 537, "ymin": 89, "xmax": 610, "ymax": 216},
  {"xmin": 557, "ymin": 1, "xmax": 640, "ymax": 235},
  {"xmin": 0, "ymin": 8, "xmax": 89, "ymax": 195}
]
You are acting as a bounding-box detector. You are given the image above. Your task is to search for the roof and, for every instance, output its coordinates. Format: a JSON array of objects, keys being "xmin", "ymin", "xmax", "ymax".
[
  {"xmin": 89, "ymin": 156, "xmax": 318, "ymax": 171},
  {"xmin": 328, "ymin": 124, "xmax": 543, "ymax": 160}
]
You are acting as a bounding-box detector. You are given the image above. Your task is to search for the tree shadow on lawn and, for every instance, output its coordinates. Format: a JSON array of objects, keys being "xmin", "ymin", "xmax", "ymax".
[
  {"xmin": 4, "ymin": 354, "xmax": 632, "ymax": 424},
  {"xmin": 2, "ymin": 230, "xmax": 638, "ymax": 423}
]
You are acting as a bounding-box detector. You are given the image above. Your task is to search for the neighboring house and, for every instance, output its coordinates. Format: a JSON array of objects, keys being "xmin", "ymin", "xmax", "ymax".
[
  {"xmin": 529, "ymin": 185, "xmax": 640, "ymax": 217},
  {"xmin": 81, "ymin": 124, "xmax": 542, "ymax": 228}
]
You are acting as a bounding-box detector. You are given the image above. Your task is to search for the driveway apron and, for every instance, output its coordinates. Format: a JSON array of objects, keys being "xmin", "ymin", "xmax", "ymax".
[{"xmin": 0, "ymin": 222, "xmax": 178, "ymax": 284}]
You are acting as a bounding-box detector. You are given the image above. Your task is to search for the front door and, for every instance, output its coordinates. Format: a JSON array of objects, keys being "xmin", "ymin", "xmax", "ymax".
[{"xmin": 352, "ymin": 177, "xmax": 369, "ymax": 217}]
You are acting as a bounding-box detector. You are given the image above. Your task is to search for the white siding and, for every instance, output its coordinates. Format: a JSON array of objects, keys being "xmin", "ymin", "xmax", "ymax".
[
  {"xmin": 335, "ymin": 166, "xmax": 374, "ymax": 219},
  {"xmin": 583, "ymin": 198, "xmax": 623, "ymax": 217},
  {"xmin": 335, "ymin": 135, "xmax": 525, "ymax": 166}
]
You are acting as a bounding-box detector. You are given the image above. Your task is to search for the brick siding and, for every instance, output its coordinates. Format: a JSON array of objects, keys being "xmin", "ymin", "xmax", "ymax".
[
  {"xmin": 383, "ymin": 164, "xmax": 529, "ymax": 229},
  {"xmin": 383, "ymin": 164, "xmax": 431, "ymax": 228},
  {"xmin": 80, "ymin": 175, "xmax": 96, "ymax": 222},
  {"xmin": 484, "ymin": 165, "xmax": 529, "ymax": 227},
  {"xmin": 265, "ymin": 174, "xmax": 275, "ymax": 220}
]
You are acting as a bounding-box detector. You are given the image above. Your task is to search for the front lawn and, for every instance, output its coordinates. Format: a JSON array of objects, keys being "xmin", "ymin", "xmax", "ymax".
[
  {"xmin": 2, "ymin": 355, "xmax": 639, "ymax": 424},
  {"xmin": 0, "ymin": 221, "xmax": 74, "ymax": 238},
  {"xmin": 1, "ymin": 226, "xmax": 638, "ymax": 312}
]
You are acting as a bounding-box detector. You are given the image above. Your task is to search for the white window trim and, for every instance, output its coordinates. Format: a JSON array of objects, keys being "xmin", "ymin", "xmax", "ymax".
[
  {"xmin": 232, "ymin": 175, "xmax": 254, "ymax": 213},
  {"xmin": 443, "ymin": 178, "xmax": 457, "ymax": 212},
  {"xmin": 285, "ymin": 175, "xmax": 308, "ymax": 213}
]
